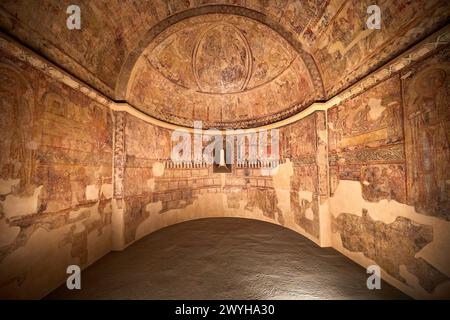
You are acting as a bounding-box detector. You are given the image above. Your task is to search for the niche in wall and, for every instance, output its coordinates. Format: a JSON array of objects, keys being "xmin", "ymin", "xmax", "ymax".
[{"xmin": 213, "ymin": 140, "xmax": 232, "ymax": 173}]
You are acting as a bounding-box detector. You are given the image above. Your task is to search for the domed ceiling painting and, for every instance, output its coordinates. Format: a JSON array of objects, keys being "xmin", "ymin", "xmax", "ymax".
[{"xmin": 127, "ymin": 14, "xmax": 319, "ymax": 129}]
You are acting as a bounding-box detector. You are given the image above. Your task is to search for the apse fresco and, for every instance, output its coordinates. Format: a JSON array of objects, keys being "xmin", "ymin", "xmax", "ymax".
[
  {"xmin": 119, "ymin": 113, "xmax": 321, "ymax": 245},
  {"xmin": 128, "ymin": 14, "xmax": 318, "ymax": 129},
  {"xmin": 0, "ymin": 0, "xmax": 449, "ymax": 303},
  {"xmin": 0, "ymin": 1, "xmax": 331, "ymax": 98}
]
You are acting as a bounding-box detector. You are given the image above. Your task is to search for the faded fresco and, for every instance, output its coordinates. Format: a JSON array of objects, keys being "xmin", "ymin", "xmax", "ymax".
[
  {"xmin": 402, "ymin": 48, "xmax": 450, "ymax": 221},
  {"xmin": 2, "ymin": 0, "xmax": 447, "ymax": 103},
  {"xmin": 128, "ymin": 14, "xmax": 317, "ymax": 129},
  {"xmin": 0, "ymin": 2, "xmax": 449, "ymax": 300},
  {"xmin": 334, "ymin": 210, "xmax": 448, "ymax": 293},
  {"xmin": 279, "ymin": 112, "xmax": 328, "ymax": 240},
  {"xmin": 0, "ymin": 1, "xmax": 332, "ymax": 98},
  {"xmin": 328, "ymin": 75, "xmax": 405, "ymax": 202},
  {"xmin": 0, "ymin": 49, "xmax": 113, "ymax": 299},
  {"xmin": 328, "ymin": 46, "xmax": 450, "ymax": 298},
  {"xmin": 314, "ymin": 0, "xmax": 450, "ymax": 97},
  {"xmin": 120, "ymin": 113, "xmax": 286, "ymax": 244},
  {"xmin": 117, "ymin": 110, "xmax": 330, "ymax": 246}
]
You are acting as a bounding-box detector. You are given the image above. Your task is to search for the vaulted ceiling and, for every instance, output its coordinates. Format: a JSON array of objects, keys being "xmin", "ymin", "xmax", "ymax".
[
  {"xmin": 126, "ymin": 13, "xmax": 322, "ymax": 128},
  {"xmin": 0, "ymin": 0, "xmax": 448, "ymax": 128}
]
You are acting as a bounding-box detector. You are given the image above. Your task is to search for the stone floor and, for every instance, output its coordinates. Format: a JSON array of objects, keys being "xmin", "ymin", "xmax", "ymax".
[{"xmin": 47, "ymin": 218, "xmax": 409, "ymax": 300}]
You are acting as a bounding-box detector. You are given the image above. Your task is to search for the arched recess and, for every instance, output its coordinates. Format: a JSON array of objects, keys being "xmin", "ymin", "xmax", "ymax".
[
  {"xmin": 128, "ymin": 189, "xmax": 323, "ymax": 249},
  {"xmin": 114, "ymin": 5, "xmax": 329, "ymax": 250},
  {"xmin": 115, "ymin": 4, "xmax": 325, "ymax": 102},
  {"xmin": 117, "ymin": 103, "xmax": 329, "ymax": 250}
]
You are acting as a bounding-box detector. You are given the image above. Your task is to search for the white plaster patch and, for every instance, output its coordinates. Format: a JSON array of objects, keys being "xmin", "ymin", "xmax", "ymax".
[
  {"xmin": 272, "ymin": 159, "xmax": 293, "ymax": 190},
  {"xmin": 367, "ymin": 98, "xmax": 385, "ymax": 120},
  {"xmin": 144, "ymin": 201, "xmax": 163, "ymax": 216},
  {"xmin": 330, "ymin": 180, "xmax": 413, "ymax": 222},
  {"xmin": 135, "ymin": 201, "xmax": 163, "ymax": 241},
  {"xmin": 87, "ymin": 225, "xmax": 111, "ymax": 265},
  {"xmin": 152, "ymin": 162, "xmax": 165, "ymax": 177},
  {"xmin": 100, "ymin": 184, "xmax": 113, "ymax": 199},
  {"xmin": 416, "ymin": 221, "xmax": 450, "ymax": 277},
  {"xmin": 305, "ymin": 208, "xmax": 314, "ymax": 221},
  {"xmin": 274, "ymin": 189, "xmax": 290, "ymax": 216},
  {"xmin": 317, "ymin": 129, "xmax": 327, "ymax": 143},
  {"xmin": 111, "ymin": 199, "xmax": 126, "ymax": 250},
  {"xmin": 0, "ymin": 179, "xmax": 20, "ymax": 195},
  {"xmin": 298, "ymin": 190, "xmax": 313, "ymax": 203},
  {"xmin": 260, "ymin": 167, "xmax": 274, "ymax": 176},
  {"xmin": 319, "ymin": 201, "xmax": 332, "ymax": 247},
  {"xmin": 85, "ymin": 184, "xmax": 99, "ymax": 201},
  {"xmin": 146, "ymin": 178, "xmax": 155, "ymax": 192},
  {"xmin": 2, "ymin": 186, "xmax": 43, "ymax": 218}
]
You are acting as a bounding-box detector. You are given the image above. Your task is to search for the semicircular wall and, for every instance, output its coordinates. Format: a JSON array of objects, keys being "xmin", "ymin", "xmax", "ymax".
[{"xmin": 116, "ymin": 110, "xmax": 330, "ymax": 247}]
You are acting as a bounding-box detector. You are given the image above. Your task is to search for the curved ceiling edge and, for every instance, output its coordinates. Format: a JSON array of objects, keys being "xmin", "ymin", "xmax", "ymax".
[
  {"xmin": 115, "ymin": 4, "xmax": 325, "ymax": 101},
  {"xmin": 112, "ymin": 101, "xmax": 328, "ymax": 135}
]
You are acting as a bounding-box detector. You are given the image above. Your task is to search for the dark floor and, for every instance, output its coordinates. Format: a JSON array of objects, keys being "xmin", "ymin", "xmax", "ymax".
[{"xmin": 47, "ymin": 218, "xmax": 409, "ymax": 300}]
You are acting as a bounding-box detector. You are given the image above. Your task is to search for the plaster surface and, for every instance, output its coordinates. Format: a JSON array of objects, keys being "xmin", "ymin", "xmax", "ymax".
[{"xmin": 0, "ymin": 9, "xmax": 449, "ymax": 300}]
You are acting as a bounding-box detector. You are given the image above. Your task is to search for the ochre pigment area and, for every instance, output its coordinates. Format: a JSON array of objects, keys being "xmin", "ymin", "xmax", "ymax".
[
  {"xmin": 0, "ymin": 46, "xmax": 113, "ymax": 299},
  {"xmin": 46, "ymin": 218, "xmax": 409, "ymax": 300},
  {"xmin": 127, "ymin": 14, "xmax": 318, "ymax": 129},
  {"xmin": 0, "ymin": 1, "xmax": 449, "ymax": 300}
]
